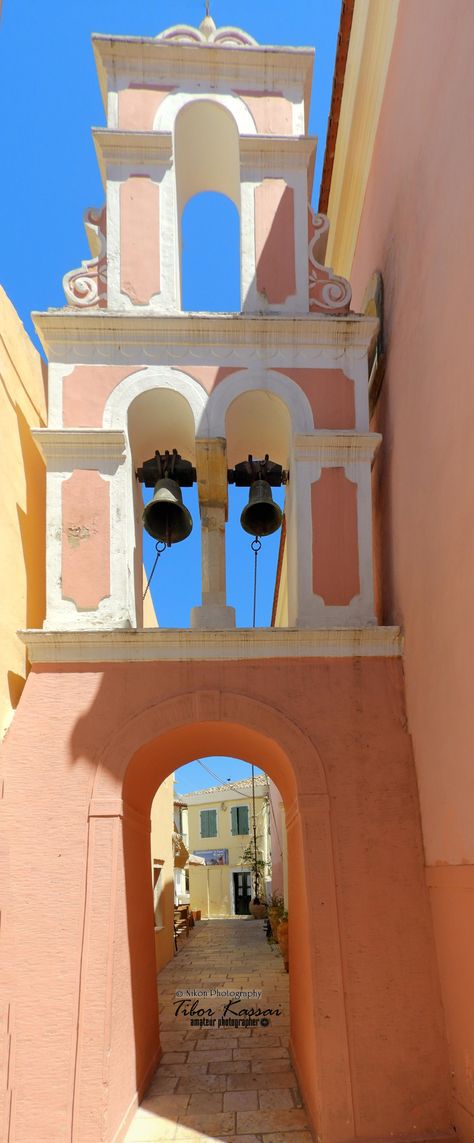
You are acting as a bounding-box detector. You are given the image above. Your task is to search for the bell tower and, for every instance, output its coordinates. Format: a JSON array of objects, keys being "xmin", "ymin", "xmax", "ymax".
[
  {"xmin": 33, "ymin": 12, "xmax": 380, "ymax": 633},
  {"xmin": 2, "ymin": 14, "xmax": 452, "ymax": 1143}
]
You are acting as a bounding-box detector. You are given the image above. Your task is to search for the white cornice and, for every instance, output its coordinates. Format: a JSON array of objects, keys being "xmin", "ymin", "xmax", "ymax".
[
  {"xmin": 31, "ymin": 311, "xmax": 379, "ymax": 364},
  {"xmin": 294, "ymin": 431, "xmax": 382, "ymax": 464},
  {"xmin": 92, "ymin": 36, "xmax": 314, "ymax": 130},
  {"xmin": 92, "ymin": 129, "xmax": 173, "ymax": 182},
  {"xmin": 20, "ymin": 626, "xmax": 402, "ymax": 664},
  {"xmin": 92, "ymin": 129, "xmax": 316, "ymax": 187},
  {"xmin": 31, "ymin": 429, "xmax": 126, "ymax": 463}
]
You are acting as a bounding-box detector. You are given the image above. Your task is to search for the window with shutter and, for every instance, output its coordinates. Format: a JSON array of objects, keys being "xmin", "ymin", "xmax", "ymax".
[
  {"xmin": 200, "ymin": 809, "xmax": 217, "ymax": 838},
  {"xmin": 231, "ymin": 805, "xmax": 249, "ymax": 835}
]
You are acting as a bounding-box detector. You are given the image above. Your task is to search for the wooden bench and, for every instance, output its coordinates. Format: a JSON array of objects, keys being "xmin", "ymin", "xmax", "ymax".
[{"xmin": 173, "ymin": 905, "xmax": 190, "ymax": 951}]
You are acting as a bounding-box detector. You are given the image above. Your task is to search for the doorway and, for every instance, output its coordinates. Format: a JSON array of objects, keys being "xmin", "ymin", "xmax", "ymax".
[{"xmin": 233, "ymin": 869, "xmax": 252, "ymax": 914}]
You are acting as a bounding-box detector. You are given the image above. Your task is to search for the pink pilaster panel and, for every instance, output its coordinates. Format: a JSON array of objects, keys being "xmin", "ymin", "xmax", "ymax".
[
  {"xmin": 255, "ymin": 180, "xmax": 296, "ymax": 304},
  {"xmin": 120, "ymin": 177, "xmax": 160, "ymax": 305},
  {"xmin": 312, "ymin": 467, "xmax": 360, "ymax": 605},
  {"xmin": 118, "ymin": 85, "xmax": 175, "ymax": 130},
  {"xmin": 62, "ymin": 470, "xmax": 110, "ymax": 610},
  {"xmin": 63, "ymin": 365, "xmax": 145, "ymax": 427}
]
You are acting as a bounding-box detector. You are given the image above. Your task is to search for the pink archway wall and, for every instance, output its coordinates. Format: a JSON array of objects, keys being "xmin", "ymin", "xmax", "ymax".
[{"xmin": 2, "ymin": 654, "xmax": 451, "ymax": 1143}]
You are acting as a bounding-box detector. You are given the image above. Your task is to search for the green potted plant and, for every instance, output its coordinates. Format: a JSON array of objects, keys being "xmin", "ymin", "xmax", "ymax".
[
  {"xmin": 267, "ymin": 892, "xmax": 285, "ymax": 939},
  {"xmin": 239, "ymin": 839, "xmax": 269, "ymax": 918}
]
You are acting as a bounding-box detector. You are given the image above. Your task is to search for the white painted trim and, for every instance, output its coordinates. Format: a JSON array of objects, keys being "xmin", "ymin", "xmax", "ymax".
[
  {"xmin": 293, "ymin": 431, "xmax": 382, "ymax": 464},
  {"xmin": 93, "ymin": 129, "xmax": 172, "ymax": 184},
  {"xmin": 19, "ymin": 626, "xmax": 403, "ymax": 663},
  {"xmin": 202, "ymin": 367, "xmax": 313, "ymax": 437},
  {"xmin": 32, "ymin": 312, "xmax": 380, "ymax": 363},
  {"xmin": 154, "ymin": 91, "xmax": 256, "ymax": 135},
  {"xmin": 32, "ymin": 429, "xmax": 126, "ymax": 463},
  {"xmin": 102, "ymin": 366, "xmax": 207, "ymax": 435}
]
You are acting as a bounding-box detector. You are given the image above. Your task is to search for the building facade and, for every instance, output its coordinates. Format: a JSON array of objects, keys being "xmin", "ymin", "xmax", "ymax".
[{"xmin": 184, "ymin": 775, "xmax": 271, "ymax": 917}]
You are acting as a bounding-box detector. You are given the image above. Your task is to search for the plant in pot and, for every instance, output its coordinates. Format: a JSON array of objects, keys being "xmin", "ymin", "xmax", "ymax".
[
  {"xmin": 267, "ymin": 892, "xmax": 285, "ymax": 939},
  {"xmin": 239, "ymin": 840, "xmax": 269, "ymax": 918},
  {"xmin": 277, "ymin": 911, "xmax": 289, "ymax": 971}
]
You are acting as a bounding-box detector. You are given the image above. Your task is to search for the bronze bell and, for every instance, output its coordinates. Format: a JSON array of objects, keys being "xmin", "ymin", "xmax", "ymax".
[
  {"xmin": 240, "ymin": 479, "xmax": 282, "ymax": 538},
  {"xmin": 142, "ymin": 478, "xmax": 193, "ymax": 546}
]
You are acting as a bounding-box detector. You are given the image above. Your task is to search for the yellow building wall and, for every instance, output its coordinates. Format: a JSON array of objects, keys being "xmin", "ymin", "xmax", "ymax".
[
  {"xmin": 0, "ymin": 287, "xmax": 46, "ymax": 739},
  {"xmin": 187, "ymin": 792, "xmax": 268, "ymax": 917},
  {"xmin": 188, "ymin": 865, "xmax": 232, "ymax": 919},
  {"xmin": 189, "ymin": 864, "xmax": 209, "ymax": 917},
  {"xmin": 187, "ymin": 794, "xmax": 268, "ymax": 868},
  {"xmin": 150, "ymin": 773, "xmax": 175, "ymax": 971},
  {"xmin": 325, "ymin": 0, "xmax": 400, "ymax": 278}
]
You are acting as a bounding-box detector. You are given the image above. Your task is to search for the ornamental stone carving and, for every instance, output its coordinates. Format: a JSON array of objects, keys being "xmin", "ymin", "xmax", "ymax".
[
  {"xmin": 157, "ymin": 18, "xmax": 257, "ymax": 47},
  {"xmin": 308, "ymin": 205, "xmax": 352, "ymax": 315},
  {"xmin": 63, "ymin": 206, "xmax": 107, "ymax": 309}
]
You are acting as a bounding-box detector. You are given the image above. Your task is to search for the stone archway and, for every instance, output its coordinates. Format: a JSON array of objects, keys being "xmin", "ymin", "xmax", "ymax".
[{"xmin": 73, "ymin": 690, "xmax": 354, "ymax": 1143}]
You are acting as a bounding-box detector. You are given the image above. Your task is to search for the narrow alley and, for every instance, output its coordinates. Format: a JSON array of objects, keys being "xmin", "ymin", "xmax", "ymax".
[{"xmin": 125, "ymin": 918, "xmax": 312, "ymax": 1142}]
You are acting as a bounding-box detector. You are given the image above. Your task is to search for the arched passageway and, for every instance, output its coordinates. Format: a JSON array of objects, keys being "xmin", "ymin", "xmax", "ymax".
[
  {"xmin": 77, "ymin": 693, "xmax": 340, "ymax": 1143},
  {"xmin": 2, "ymin": 657, "xmax": 451, "ymax": 1142}
]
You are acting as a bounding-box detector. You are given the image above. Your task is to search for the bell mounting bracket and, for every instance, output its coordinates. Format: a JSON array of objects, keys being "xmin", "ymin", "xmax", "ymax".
[
  {"xmin": 227, "ymin": 455, "xmax": 288, "ymax": 487},
  {"xmin": 136, "ymin": 449, "xmax": 196, "ymax": 488}
]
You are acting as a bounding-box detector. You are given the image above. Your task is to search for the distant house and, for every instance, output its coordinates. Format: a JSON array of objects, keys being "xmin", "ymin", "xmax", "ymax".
[{"xmin": 183, "ymin": 776, "xmax": 274, "ymax": 917}]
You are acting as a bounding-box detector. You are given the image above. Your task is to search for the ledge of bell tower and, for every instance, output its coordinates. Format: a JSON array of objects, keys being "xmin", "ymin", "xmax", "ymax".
[{"xmin": 20, "ymin": 626, "xmax": 402, "ymax": 665}]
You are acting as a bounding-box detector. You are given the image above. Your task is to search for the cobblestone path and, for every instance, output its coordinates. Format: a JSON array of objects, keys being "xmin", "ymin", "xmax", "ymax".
[{"xmin": 125, "ymin": 917, "xmax": 312, "ymax": 1142}]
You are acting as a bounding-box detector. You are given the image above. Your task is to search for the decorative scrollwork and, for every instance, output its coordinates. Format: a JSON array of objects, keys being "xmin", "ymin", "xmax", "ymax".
[
  {"xmin": 157, "ymin": 21, "xmax": 257, "ymax": 46},
  {"xmin": 308, "ymin": 205, "xmax": 352, "ymax": 315},
  {"xmin": 63, "ymin": 206, "xmax": 107, "ymax": 309}
]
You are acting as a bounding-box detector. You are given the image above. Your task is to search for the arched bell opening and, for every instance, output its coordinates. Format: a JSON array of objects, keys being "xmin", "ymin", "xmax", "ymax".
[
  {"xmin": 224, "ymin": 389, "xmax": 291, "ymax": 627},
  {"xmin": 174, "ymin": 99, "xmax": 241, "ymax": 312},
  {"xmin": 127, "ymin": 388, "xmax": 201, "ymax": 627},
  {"xmin": 181, "ymin": 190, "xmax": 241, "ymax": 312}
]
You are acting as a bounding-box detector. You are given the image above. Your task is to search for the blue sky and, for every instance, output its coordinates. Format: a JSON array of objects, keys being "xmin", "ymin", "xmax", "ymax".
[{"xmin": 0, "ymin": 0, "xmax": 341, "ymax": 790}]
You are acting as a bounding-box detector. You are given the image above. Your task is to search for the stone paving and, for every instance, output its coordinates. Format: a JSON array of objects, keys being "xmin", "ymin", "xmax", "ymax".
[{"xmin": 125, "ymin": 917, "xmax": 313, "ymax": 1143}]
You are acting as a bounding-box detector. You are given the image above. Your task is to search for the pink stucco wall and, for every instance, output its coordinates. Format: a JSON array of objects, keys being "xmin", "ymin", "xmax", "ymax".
[
  {"xmin": 255, "ymin": 180, "xmax": 296, "ymax": 303},
  {"xmin": 118, "ymin": 84, "xmax": 175, "ymax": 130},
  {"xmin": 234, "ymin": 90, "xmax": 293, "ymax": 135},
  {"xmin": 346, "ymin": 3, "xmax": 474, "ymax": 1135},
  {"xmin": 2, "ymin": 656, "xmax": 451, "ymax": 1142},
  {"xmin": 63, "ymin": 366, "xmax": 145, "ymax": 427},
  {"xmin": 312, "ymin": 468, "xmax": 360, "ymax": 605},
  {"xmin": 61, "ymin": 470, "xmax": 110, "ymax": 610},
  {"xmin": 275, "ymin": 368, "xmax": 355, "ymax": 429},
  {"xmin": 120, "ymin": 177, "xmax": 161, "ymax": 305},
  {"xmin": 60, "ymin": 364, "xmax": 354, "ymax": 430}
]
